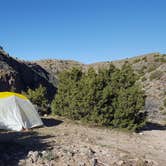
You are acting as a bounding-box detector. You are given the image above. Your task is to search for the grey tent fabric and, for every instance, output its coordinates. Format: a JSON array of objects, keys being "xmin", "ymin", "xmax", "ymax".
[{"xmin": 0, "ymin": 94, "xmax": 43, "ymax": 131}]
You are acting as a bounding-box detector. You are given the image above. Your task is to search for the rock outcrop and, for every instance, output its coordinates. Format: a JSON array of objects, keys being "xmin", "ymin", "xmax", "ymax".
[{"xmin": 0, "ymin": 48, "xmax": 56, "ymax": 99}]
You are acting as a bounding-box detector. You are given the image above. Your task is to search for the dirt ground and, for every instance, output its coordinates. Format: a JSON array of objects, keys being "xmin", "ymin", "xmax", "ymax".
[{"xmin": 0, "ymin": 117, "xmax": 166, "ymax": 166}]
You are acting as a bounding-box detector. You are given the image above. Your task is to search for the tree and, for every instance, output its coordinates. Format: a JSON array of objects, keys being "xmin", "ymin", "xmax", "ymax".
[
  {"xmin": 23, "ymin": 85, "xmax": 49, "ymax": 115},
  {"xmin": 112, "ymin": 86, "xmax": 146, "ymax": 131},
  {"xmin": 51, "ymin": 64, "xmax": 147, "ymax": 131},
  {"xmin": 51, "ymin": 67, "xmax": 83, "ymax": 119}
]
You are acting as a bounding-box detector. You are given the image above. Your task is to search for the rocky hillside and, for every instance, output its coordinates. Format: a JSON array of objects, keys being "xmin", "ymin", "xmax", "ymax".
[
  {"xmin": 0, "ymin": 48, "xmax": 56, "ymax": 99},
  {"xmin": 36, "ymin": 53, "xmax": 166, "ymax": 123},
  {"xmin": 0, "ymin": 48, "xmax": 165, "ymax": 123}
]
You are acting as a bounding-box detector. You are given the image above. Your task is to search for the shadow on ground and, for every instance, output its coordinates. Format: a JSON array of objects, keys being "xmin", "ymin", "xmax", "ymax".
[
  {"xmin": 42, "ymin": 117, "xmax": 63, "ymax": 127},
  {"xmin": 141, "ymin": 122, "xmax": 166, "ymax": 131},
  {"xmin": 0, "ymin": 131, "xmax": 53, "ymax": 166}
]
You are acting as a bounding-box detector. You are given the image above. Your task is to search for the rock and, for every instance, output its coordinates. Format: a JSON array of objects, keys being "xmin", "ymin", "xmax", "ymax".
[
  {"xmin": 87, "ymin": 147, "xmax": 96, "ymax": 158},
  {"xmin": 0, "ymin": 49, "xmax": 56, "ymax": 100},
  {"xmin": 117, "ymin": 160, "xmax": 125, "ymax": 165},
  {"xmin": 27, "ymin": 151, "xmax": 34, "ymax": 157},
  {"xmin": 139, "ymin": 132, "xmax": 144, "ymax": 135},
  {"xmin": 67, "ymin": 151, "xmax": 75, "ymax": 157},
  {"xmin": 27, "ymin": 151, "xmax": 39, "ymax": 163},
  {"xmin": 44, "ymin": 114, "xmax": 48, "ymax": 117},
  {"xmin": 78, "ymin": 162, "xmax": 86, "ymax": 166}
]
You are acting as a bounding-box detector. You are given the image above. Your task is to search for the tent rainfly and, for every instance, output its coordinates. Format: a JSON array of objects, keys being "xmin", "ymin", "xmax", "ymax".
[{"xmin": 0, "ymin": 92, "xmax": 43, "ymax": 131}]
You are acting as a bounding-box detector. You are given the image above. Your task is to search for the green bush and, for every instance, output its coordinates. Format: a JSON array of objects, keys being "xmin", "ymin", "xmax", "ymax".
[
  {"xmin": 51, "ymin": 64, "xmax": 146, "ymax": 131},
  {"xmin": 133, "ymin": 58, "xmax": 141, "ymax": 63},
  {"xmin": 142, "ymin": 57, "xmax": 147, "ymax": 62},
  {"xmin": 23, "ymin": 85, "xmax": 49, "ymax": 115},
  {"xmin": 141, "ymin": 76, "xmax": 147, "ymax": 82},
  {"xmin": 112, "ymin": 86, "xmax": 146, "ymax": 131},
  {"xmin": 155, "ymin": 54, "xmax": 166, "ymax": 63}
]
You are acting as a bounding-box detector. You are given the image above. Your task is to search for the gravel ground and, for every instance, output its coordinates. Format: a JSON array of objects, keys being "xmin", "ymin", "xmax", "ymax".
[{"xmin": 0, "ymin": 117, "xmax": 166, "ymax": 166}]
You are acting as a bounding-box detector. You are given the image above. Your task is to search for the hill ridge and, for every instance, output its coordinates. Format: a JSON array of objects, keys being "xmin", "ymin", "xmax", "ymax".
[{"xmin": 0, "ymin": 48, "xmax": 165, "ymax": 123}]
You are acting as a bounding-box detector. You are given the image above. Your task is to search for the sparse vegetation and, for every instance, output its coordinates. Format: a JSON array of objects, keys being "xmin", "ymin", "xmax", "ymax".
[
  {"xmin": 154, "ymin": 57, "xmax": 166, "ymax": 63},
  {"xmin": 138, "ymin": 66, "xmax": 147, "ymax": 76},
  {"xmin": 162, "ymin": 111, "xmax": 166, "ymax": 115},
  {"xmin": 147, "ymin": 65, "xmax": 156, "ymax": 72},
  {"xmin": 149, "ymin": 70, "xmax": 163, "ymax": 81},
  {"xmin": 159, "ymin": 106, "xmax": 164, "ymax": 111},
  {"xmin": 142, "ymin": 57, "xmax": 147, "ymax": 62},
  {"xmin": 52, "ymin": 64, "xmax": 146, "ymax": 131},
  {"xmin": 141, "ymin": 76, "xmax": 147, "ymax": 82},
  {"xmin": 133, "ymin": 58, "xmax": 141, "ymax": 63},
  {"xmin": 154, "ymin": 53, "xmax": 160, "ymax": 57},
  {"xmin": 23, "ymin": 85, "xmax": 49, "ymax": 114}
]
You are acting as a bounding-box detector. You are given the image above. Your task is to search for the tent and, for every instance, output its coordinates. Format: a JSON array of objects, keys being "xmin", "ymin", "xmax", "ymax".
[{"xmin": 0, "ymin": 92, "xmax": 43, "ymax": 131}]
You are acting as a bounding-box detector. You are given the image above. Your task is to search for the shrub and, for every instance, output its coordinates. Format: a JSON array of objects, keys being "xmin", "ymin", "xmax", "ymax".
[
  {"xmin": 51, "ymin": 64, "xmax": 146, "ymax": 131},
  {"xmin": 164, "ymin": 98, "xmax": 166, "ymax": 108},
  {"xmin": 154, "ymin": 54, "xmax": 160, "ymax": 57},
  {"xmin": 154, "ymin": 57, "xmax": 166, "ymax": 63},
  {"xmin": 141, "ymin": 76, "xmax": 147, "ymax": 82},
  {"xmin": 133, "ymin": 58, "xmax": 141, "ymax": 63},
  {"xmin": 148, "ymin": 65, "xmax": 156, "ymax": 72},
  {"xmin": 142, "ymin": 57, "xmax": 147, "ymax": 62},
  {"xmin": 23, "ymin": 85, "xmax": 49, "ymax": 115}
]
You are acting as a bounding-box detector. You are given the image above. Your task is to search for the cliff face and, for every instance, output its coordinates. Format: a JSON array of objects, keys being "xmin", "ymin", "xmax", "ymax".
[{"xmin": 0, "ymin": 48, "xmax": 56, "ymax": 99}]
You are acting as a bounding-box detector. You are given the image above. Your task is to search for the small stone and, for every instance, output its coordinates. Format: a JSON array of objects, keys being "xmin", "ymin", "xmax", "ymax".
[
  {"xmin": 41, "ymin": 150, "xmax": 47, "ymax": 158},
  {"xmin": 27, "ymin": 151, "xmax": 34, "ymax": 157},
  {"xmin": 27, "ymin": 151, "xmax": 39, "ymax": 163},
  {"xmin": 139, "ymin": 132, "xmax": 144, "ymax": 135},
  {"xmin": 87, "ymin": 148, "xmax": 96, "ymax": 158},
  {"xmin": 78, "ymin": 162, "xmax": 86, "ymax": 166},
  {"xmin": 117, "ymin": 160, "xmax": 125, "ymax": 165}
]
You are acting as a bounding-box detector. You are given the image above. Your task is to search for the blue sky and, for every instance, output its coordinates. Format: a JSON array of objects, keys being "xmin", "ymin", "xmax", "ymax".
[{"xmin": 0, "ymin": 0, "xmax": 166, "ymax": 63}]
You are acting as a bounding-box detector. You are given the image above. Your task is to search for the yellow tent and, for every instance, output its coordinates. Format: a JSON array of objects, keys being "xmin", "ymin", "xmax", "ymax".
[{"xmin": 0, "ymin": 92, "xmax": 43, "ymax": 131}]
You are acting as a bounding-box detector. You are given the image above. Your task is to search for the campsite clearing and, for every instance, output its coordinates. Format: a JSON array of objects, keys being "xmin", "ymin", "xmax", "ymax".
[{"xmin": 0, "ymin": 116, "xmax": 166, "ymax": 166}]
